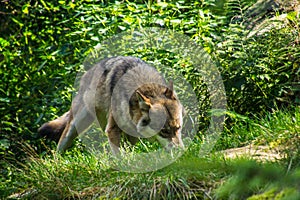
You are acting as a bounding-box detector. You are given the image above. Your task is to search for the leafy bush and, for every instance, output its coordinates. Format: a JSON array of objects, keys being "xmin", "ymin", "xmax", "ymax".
[{"xmin": 217, "ymin": 22, "xmax": 300, "ymax": 115}]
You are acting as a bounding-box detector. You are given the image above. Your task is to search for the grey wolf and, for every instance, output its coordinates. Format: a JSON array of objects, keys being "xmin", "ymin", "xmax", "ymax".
[{"xmin": 38, "ymin": 56, "xmax": 184, "ymax": 155}]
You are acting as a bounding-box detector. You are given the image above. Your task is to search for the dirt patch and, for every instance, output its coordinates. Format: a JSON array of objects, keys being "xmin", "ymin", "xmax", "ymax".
[{"xmin": 222, "ymin": 144, "xmax": 283, "ymax": 162}]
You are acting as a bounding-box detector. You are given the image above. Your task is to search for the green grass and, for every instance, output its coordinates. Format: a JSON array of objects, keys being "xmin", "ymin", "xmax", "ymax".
[
  {"xmin": 215, "ymin": 106, "xmax": 300, "ymax": 152},
  {"xmin": 4, "ymin": 149, "xmax": 229, "ymax": 199},
  {"xmin": 2, "ymin": 107, "xmax": 300, "ymax": 199}
]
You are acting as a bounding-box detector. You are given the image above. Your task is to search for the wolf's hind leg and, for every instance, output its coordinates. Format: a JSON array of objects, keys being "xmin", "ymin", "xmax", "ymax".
[{"xmin": 57, "ymin": 107, "xmax": 94, "ymax": 153}]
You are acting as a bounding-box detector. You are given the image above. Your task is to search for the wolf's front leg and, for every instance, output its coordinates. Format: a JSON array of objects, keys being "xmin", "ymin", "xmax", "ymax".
[
  {"xmin": 105, "ymin": 113, "xmax": 122, "ymax": 156},
  {"xmin": 57, "ymin": 107, "xmax": 93, "ymax": 153}
]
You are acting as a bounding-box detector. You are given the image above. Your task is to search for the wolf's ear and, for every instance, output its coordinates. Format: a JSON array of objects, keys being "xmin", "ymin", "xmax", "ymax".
[
  {"xmin": 136, "ymin": 90, "xmax": 151, "ymax": 109},
  {"xmin": 165, "ymin": 80, "xmax": 176, "ymax": 100}
]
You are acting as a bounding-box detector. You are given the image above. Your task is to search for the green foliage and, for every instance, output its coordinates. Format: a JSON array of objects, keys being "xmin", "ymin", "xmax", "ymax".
[
  {"xmin": 216, "ymin": 0, "xmax": 300, "ymax": 115},
  {"xmin": 215, "ymin": 160, "xmax": 300, "ymax": 200},
  {"xmin": 218, "ymin": 27, "xmax": 300, "ymax": 114},
  {"xmin": 1, "ymin": 0, "xmax": 299, "ymax": 152}
]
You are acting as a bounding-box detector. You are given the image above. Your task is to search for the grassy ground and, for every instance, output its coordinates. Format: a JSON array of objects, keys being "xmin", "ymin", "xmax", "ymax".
[{"xmin": 2, "ymin": 107, "xmax": 299, "ymax": 199}]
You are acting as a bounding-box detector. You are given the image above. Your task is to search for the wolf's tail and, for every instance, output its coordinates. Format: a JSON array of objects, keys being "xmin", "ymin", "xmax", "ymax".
[{"xmin": 38, "ymin": 111, "xmax": 71, "ymax": 143}]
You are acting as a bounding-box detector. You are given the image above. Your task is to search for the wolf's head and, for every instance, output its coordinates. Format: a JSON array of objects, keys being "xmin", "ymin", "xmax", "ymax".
[{"xmin": 135, "ymin": 81, "xmax": 185, "ymax": 149}]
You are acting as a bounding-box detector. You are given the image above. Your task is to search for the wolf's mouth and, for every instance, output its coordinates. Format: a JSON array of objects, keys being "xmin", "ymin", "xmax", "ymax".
[
  {"xmin": 159, "ymin": 125, "xmax": 181, "ymax": 138},
  {"xmin": 158, "ymin": 132, "xmax": 168, "ymax": 138},
  {"xmin": 159, "ymin": 128, "xmax": 173, "ymax": 138}
]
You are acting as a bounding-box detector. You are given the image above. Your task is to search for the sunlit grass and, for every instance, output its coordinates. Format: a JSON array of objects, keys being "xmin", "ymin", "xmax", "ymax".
[
  {"xmin": 215, "ymin": 107, "xmax": 300, "ymax": 151},
  {"xmin": 3, "ymin": 107, "xmax": 300, "ymax": 199},
  {"xmin": 4, "ymin": 148, "xmax": 230, "ymax": 199}
]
